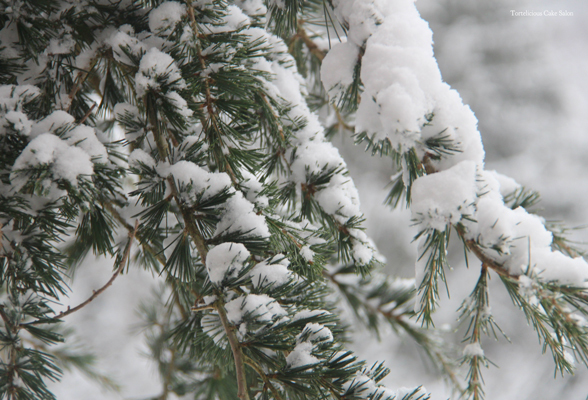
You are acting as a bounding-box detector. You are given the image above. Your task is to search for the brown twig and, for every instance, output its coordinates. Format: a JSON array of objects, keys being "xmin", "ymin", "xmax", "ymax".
[
  {"xmin": 190, "ymin": 305, "xmax": 216, "ymax": 312},
  {"xmin": 58, "ymin": 220, "xmax": 137, "ymax": 319},
  {"xmin": 77, "ymin": 102, "xmax": 97, "ymax": 126},
  {"xmin": 216, "ymin": 298, "xmax": 251, "ymax": 400},
  {"xmin": 244, "ymin": 356, "xmax": 284, "ymax": 400},
  {"xmin": 296, "ymin": 23, "xmax": 326, "ymax": 62},
  {"xmin": 24, "ymin": 221, "xmax": 138, "ymax": 326}
]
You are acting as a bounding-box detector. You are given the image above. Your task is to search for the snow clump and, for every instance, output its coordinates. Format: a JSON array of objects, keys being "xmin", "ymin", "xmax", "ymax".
[
  {"xmin": 149, "ymin": 2, "xmax": 186, "ymax": 35},
  {"xmin": 206, "ymin": 242, "xmax": 250, "ymax": 285}
]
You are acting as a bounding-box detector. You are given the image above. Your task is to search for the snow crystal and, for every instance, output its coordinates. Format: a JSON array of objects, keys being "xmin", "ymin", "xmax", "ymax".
[
  {"xmin": 285, "ymin": 342, "xmax": 319, "ymax": 369},
  {"xmin": 463, "ymin": 342, "xmax": 484, "ymax": 358},
  {"xmin": 411, "ymin": 160, "xmax": 477, "ymax": 231},
  {"xmin": 149, "ymin": 2, "xmax": 186, "ymax": 35},
  {"xmin": 206, "ymin": 242, "xmax": 250, "ymax": 285},
  {"xmin": 11, "ymin": 133, "xmax": 93, "ymax": 188},
  {"xmin": 135, "ymin": 48, "xmax": 186, "ymax": 97}
]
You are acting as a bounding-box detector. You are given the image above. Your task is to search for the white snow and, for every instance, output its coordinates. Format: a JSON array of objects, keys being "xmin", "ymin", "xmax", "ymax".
[
  {"xmin": 29, "ymin": 110, "xmax": 75, "ymax": 139},
  {"xmin": 166, "ymin": 91, "xmax": 193, "ymax": 118},
  {"xmin": 463, "ymin": 342, "xmax": 484, "ymax": 358},
  {"xmin": 292, "ymin": 309, "xmax": 330, "ymax": 322},
  {"xmin": 285, "ymin": 342, "xmax": 319, "ymax": 369},
  {"xmin": 161, "ymin": 160, "xmax": 232, "ymax": 204},
  {"xmin": 532, "ymin": 249, "xmax": 588, "ymax": 286},
  {"xmin": 214, "ymin": 191, "xmax": 270, "ymax": 238},
  {"xmin": 299, "ymin": 246, "xmax": 314, "ymax": 263},
  {"xmin": 411, "ymin": 160, "xmax": 477, "ymax": 231},
  {"xmin": 224, "ymin": 294, "xmax": 286, "ymax": 324},
  {"xmin": 4, "ymin": 111, "xmax": 32, "ymax": 135},
  {"xmin": 233, "ymin": 0, "xmax": 266, "ymax": 16},
  {"xmin": 0, "ymin": 85, "xmax": 40, "ymax": 111},
  {"xmin": 240, "ymin": 170, "xmax": 268, "ymax": 208},
  {"xmin": 249, "ymin": 258, "xmax": 292, "ymax": 288},
  {"xmin": 65, "ymin": 125, "xmax": 108, "ymax": 164},
  {"xmin": 149, "ymin": 2, "xmax": 186, "ymax": 35},
  {"xmin": 320, "ymin": 41, "xmax": 359, "ymax": 101},
  {"xmin": 135, "ymin": 48, "xmax": 186, "ymax": 97},
  {"xmin": 206, "ymin": 242, "xmax": 250, "ymax": 285},
  {"xmin": 103, "ymin": 26, "xmax": 147, "ymax": 66},
  {"xmin": 11, "ymin": 133, "xmax": 94, "ymax": 189},
  {"xmin": 128, "ymin": 149, "xmax": 156, "ymax": 168},
  {"xmin": 202, "ymin": 5, "xmax": 249, "ymax": 34},
  {"xmin": 324, "ymin": 0, "xmax": 485, "ymax": 168},
  {"xmin": 298, "ymin": 323, "xmax": 333, "ymax": 343},
  {"xmin": 239, "ymin": 21, "xmax": 379, "ymax": 266},
  {"xmin": 47, "ymin": 35, "xmax": 75, "ymax": 55}
]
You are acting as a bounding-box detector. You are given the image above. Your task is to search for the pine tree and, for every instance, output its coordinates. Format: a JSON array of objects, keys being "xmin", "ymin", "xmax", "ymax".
[{"xmin": 0, "ymin": 1, "xmax": 587, "ymax": 400}]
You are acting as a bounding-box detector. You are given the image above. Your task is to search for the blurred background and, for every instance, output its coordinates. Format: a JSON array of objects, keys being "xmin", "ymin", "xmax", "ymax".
[{"xmin": 49, "ymin": 0, "xmax": 588, "ymax": 398}]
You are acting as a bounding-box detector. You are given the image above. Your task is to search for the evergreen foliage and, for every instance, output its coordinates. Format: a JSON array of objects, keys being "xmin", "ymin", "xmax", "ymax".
[{"xmin": 0, "ymin": 0, "xmax": 587, "ymax": 399}]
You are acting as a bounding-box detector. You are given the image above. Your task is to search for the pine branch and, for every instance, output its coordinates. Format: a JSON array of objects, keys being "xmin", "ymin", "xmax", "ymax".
[
  {"xmin": 145, "ymin": 59, "xmax": 252, "ymax": 399},
  {"xmin": 185, "ymin": 0, "xmax": 238, "ymax": 184},
  {"xmin": 324, "ymin": 268, "xmax": 463, "ymax": 393}
]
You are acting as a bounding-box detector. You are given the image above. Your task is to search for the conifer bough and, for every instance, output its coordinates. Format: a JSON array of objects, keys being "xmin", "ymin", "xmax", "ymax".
[{"xmin": 0, "ymin": 0, "xmax": 587, "ymax": 399}]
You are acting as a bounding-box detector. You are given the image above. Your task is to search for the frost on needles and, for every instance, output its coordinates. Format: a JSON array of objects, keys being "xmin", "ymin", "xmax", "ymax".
[{"xmin": 1, "ymin": 0, "xmax": 587, "ymax": 399}]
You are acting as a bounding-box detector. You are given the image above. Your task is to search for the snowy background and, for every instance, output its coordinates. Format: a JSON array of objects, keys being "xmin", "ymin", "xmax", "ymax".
[{"xmin": 49, "ymin": 0, "xmax": 588, "ymax": 398}]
